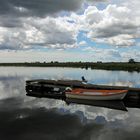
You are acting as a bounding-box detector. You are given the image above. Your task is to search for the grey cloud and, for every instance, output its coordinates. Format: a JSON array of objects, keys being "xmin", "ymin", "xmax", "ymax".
[
  {"xmin": 0, "ymin": 31, "xmax": 25, "ymax": 50},
  {"xmin": 0, "ymin": 0, "xmax": 84, "ymax": 28},
  {"xmin": 44, "ymin": 30, "xmax": 76, "ymax": 45},
  {"xmin": 0, "ymin": 0, "xmax": 83, "ymax": 18},
  {"xmin": 0, "ymin": 0, "xmax": 109, "ymax": 28},
  {"xmin": 35, "ymin": 18, "xmax": 76, "ymax": 45},
  {"xmin": 86, "ymin": 0, "xmax": 108, "ymax": 2},
  {"xmin": 90, "ymin": 23, "xmax": 138, "ymax": 39},
  {"xmin": 0, "ymin": 16, "xmax": 78, "ymax": 50},
  {"xmin": 0, "ymin": 16, "xmax": 22, "ymax": 28}
]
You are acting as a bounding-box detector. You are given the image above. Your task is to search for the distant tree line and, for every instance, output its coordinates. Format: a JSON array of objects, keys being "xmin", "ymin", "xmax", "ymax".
[{"xmin": 0, "ymin": 59, "xmax": 140, "ymax": 72}]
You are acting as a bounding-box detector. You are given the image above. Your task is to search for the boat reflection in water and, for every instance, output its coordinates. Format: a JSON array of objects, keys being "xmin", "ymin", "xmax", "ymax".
[
  {"xmin": 65, "ymin": 98, "xmax": 127, "ymax": 111},
  {"xmin": 26, "ymin": 90, "xmax": 140, "ymax": 112}
]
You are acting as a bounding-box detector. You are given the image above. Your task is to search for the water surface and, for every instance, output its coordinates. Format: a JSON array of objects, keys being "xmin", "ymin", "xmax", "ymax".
[{"xmin": 0, "ymin": 67, "xmax": 140, "ymax": 140}]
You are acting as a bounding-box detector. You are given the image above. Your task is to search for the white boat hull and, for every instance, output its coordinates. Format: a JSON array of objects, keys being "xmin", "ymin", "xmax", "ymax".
[{"xmin": 66, "ymin": 91, "xmax": 127, "ymax": 100}]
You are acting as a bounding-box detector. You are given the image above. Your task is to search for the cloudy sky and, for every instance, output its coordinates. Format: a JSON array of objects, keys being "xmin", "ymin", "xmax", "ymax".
[{"xmin": 0, "ymin": 0, "xmax": 140, "ymax": 62}]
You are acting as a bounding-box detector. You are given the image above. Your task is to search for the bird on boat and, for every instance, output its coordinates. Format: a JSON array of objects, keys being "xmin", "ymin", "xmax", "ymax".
[{"xmin": 81, "ymin": 76, "xmax": 87, "ymax": 83}]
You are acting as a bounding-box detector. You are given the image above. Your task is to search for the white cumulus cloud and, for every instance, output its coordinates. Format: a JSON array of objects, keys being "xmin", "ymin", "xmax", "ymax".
[{"xmin": 80, "ymin": 3, "xmax": 140, "ymax": 47}]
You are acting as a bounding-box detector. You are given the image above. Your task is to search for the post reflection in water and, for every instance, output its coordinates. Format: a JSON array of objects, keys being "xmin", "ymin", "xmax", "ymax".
[{"xmin": 0, "ymin": 67, "xmax": 140, "ymax": 140}]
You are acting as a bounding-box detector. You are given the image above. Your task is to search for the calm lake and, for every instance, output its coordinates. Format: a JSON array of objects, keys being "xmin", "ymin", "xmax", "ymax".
[{"xmin": 0, "ymin": 67, "xmax": 140, "ymax": 140}]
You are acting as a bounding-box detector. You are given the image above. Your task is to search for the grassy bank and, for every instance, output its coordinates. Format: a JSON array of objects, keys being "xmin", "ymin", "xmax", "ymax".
[{"xmin": 0, "ymin": 62, "xmax": 140, "ymax": 72}]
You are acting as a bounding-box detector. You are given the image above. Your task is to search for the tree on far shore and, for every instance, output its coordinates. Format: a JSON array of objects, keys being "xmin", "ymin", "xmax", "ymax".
[{"xmin": 128, "ymin": 58, "xmax": 135, "ymax": 63}]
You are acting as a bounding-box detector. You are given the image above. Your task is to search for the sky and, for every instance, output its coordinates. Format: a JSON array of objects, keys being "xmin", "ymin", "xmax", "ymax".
[{"xmin": 0, "ymin": 0, "xmax": 140, "ymax": 62}]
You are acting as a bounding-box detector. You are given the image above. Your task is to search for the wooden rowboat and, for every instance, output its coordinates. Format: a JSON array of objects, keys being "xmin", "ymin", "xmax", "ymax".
[{"xmin": 65, "ymin": 89, "xmax": 128, "ymax": 100}]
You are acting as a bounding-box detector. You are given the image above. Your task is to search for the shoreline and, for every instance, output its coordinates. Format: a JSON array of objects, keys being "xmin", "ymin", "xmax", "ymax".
[{"xmin": 0, "ymin": 62, "xmax": 140, "ymax": 72}]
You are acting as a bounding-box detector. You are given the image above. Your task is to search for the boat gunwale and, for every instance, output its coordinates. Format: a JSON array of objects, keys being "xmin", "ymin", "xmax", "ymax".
[{"xmin": 65, "ymin": 89, "xmax": 128, "ymax": 97}]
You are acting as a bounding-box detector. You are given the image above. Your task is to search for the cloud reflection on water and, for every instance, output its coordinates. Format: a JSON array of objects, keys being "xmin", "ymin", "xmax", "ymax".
[{"xmin": 0, "ymin": 67, "xmax": 140, "ymax": 139}]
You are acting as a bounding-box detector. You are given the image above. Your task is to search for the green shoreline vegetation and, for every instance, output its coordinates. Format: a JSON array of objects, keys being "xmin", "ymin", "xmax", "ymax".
[{"xmin": 0, "ymin": 59, "xmax": 140, "ymax": 72}]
